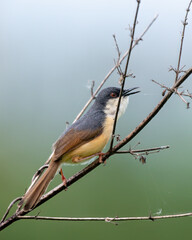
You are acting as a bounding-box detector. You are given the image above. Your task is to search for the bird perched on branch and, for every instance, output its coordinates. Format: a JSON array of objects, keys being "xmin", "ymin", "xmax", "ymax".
[{"xmin": 19, "ymin": 87, "xmax": 139, "ymax": 211}]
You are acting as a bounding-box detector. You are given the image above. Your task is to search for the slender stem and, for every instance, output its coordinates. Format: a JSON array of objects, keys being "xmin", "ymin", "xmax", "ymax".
[
  {"xmin": 109, "ymin": 0, "xmax": 141, "ymax": 151},
  {"xmin": 18, "ymin": 212, "xmax": 192, "ymax": 222},
  {"xmin": 175, "ymin": 0, "xmax": 192, "ymax": 82},
  {"xmin": 116, "ymin": 145, "xmax": 170, "ymax": 154},
  {"xmin": 0, "ymin": 197, "xmax": 21, "ymax": 224}
]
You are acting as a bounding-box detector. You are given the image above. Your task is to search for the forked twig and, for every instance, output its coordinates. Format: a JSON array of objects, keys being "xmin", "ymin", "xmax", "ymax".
[
  {"xmin": 116, "ymin": 145, "xmax": 170, "ymax": 155},
  {"xmin": 152, "ymin": 79, "xmax": 191, "ymax": 108}
]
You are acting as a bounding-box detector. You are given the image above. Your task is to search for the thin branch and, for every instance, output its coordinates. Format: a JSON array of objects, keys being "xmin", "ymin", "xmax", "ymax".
[
  {"xmin": 152, "ymin": 79, "xmax": 173, "ymax": 92},
  {"xmin": 174, "ymin": 88, "xmax": 190, "ymax": 108},
  {"xmin": 175, "ymin": 0, "xmax": 192, "ymax": 82},
  {"xmin": 116, "ymin": 145, "xmax": 170, "ymax": 154},
  {"xmin": 109, "ymin": 0, "xmax": 141, "ymax": 151},
  {"xmin": 183, "ymin": 90, "xmax": 192, "ymax": 98},
  {"xmin": 113, "ymin": 34, "xmax": 121, "ymax": 61},
  {"xmin": 118, "ymin": 145, "xmax": 169, "ymax": 163},
  {"xmin": 18, "ymin": 212, "xmax": 192, "ymax": 222},
  {"xmin": 73, "ymin": 14, "xmax": 158, "ymax": 122},
  {"xmin": 113, "ymin": 34, "xmax": 124, "ymax": 77},
  {"xmin": 0, "ymin": 197, "xmax": 22, "ymax": 224},
  {"xmin": 117, "ymin": 145, "xmax": 169, "ymax": 163},
  {"xmin": 134, "ymin": 14, "xmax": 159, "ymax": 44},
  {"xmin": 152, "ymin": 79, "xmax": 191, "ymax": 108}
]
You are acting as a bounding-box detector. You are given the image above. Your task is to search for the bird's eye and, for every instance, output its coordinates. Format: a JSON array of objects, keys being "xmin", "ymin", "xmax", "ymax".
[{"xmin": 110, "ymin": 92, "xmax": 117, "ymax": 98}]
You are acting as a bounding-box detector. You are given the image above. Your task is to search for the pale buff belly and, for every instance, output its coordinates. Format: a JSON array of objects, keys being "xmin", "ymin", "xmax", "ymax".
[{"xmin": 61, "ymin": 116, "xmax": 114, "ymax": 164}]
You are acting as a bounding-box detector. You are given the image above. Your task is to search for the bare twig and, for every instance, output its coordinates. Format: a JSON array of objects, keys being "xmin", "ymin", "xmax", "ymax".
[
  {"xmin": 174, "ymin": 0, "xmax": 192, "ymax": 82},
  {"xmin": 152, "ymin": 79, "xmax": 191, "ymax": 108},
  {"xmin": 112, "ymin": 34, "xmax": 124, "ymax": 77},
  {"xmin": 116, "ymin": 145, "xmax": 170, "ymax": 154},
  {"xmin": 152, "ymin": 79, "xmax": 173, "ymax": 92},
  {"xmin": 174, "ymin": 89, "xmax": 190, "ymax": 108},
  {"xmin": 109, "ymin": 0, "xmax": 141, "ymax": 152},
  {"xmin": 17, "ymin": 212, "xmax": 192, "ymax": 222},
  {"xmin": 74, "ymin": 14, "xmax": 158, "ymax": 122},
  {"xmin": 183, "ymin": 90, "xmax": 192, "ymax": 98},
  {"xmin": 113, "ymin": 34, "xmax": 121, "ymax": 61},
  {"xmin": 0, "ymin": 197, "xmax": 22, "ymax": 224},
  {"xmin": 117, "ymin": 145, "xmax": 169, "ymax": 162}
]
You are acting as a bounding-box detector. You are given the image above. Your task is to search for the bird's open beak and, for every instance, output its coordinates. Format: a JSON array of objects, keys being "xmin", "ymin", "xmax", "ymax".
[{"xmin": 123, "ymin": 87, "xmax": 140, "ymax": 96}]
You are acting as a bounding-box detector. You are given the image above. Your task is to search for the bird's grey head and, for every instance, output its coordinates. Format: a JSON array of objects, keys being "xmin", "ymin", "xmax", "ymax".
[{"xmin": 95, "ymin": 87, "xmax": 139, "ymax": 119}]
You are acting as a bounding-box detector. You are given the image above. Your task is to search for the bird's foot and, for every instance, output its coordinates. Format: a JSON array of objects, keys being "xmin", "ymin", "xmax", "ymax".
[
  {"xmin": 59, "ymin": 168, "xmax": 68, "ymax": 190},
  {"xmin": 98, "ymin": 152, "xmax": 106, "ymax": 165}
]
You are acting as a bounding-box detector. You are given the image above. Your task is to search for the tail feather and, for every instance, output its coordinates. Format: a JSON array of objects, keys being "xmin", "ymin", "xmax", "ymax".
[{"xmin": 20, "ymin": 161, "xmax": 60, "ymax": 211}]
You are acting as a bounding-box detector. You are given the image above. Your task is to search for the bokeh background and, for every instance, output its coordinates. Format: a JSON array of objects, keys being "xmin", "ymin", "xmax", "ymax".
[{"xmin": 0, "ymin": 0, "xmax": 192, "ymax": 239}]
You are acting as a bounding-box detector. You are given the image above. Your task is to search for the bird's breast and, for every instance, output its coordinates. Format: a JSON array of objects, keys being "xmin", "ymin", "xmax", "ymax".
[{"xmin": 62, "ymin": 116, "xmax": 114, "ymax": 164}]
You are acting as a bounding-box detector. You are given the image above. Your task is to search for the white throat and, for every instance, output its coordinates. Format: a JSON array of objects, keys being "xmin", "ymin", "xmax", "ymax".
[{"xmin": 104, "ymin": 96, "xmax": 129, "ymax": 119}]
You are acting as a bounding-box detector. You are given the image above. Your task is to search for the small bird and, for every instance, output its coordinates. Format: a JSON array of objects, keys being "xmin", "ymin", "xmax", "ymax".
[{"xmin": 19, "ymin": 87, "xmax": 139, "ymax": 211}]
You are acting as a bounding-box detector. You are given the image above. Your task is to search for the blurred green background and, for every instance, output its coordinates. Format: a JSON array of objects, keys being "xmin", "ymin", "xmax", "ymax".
[{"xmin": 0, "ymin": 0, "xmax": 192, "ymax": 239}]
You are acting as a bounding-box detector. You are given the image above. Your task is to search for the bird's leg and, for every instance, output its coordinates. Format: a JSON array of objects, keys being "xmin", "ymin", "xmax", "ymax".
[
  {"xmin": 98, "ymin": 152, "xmax": 106, "ymax": 165},
  {"xmin": 59, "ymin": 168, "xmax": 67, "ymax": 189}
]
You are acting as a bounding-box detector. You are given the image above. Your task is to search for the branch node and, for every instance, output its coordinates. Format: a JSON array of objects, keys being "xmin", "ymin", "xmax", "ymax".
[
  {"xmin": 105, "ymin": 217, "xmax": 118, "ymax": 226},
  {"xmin": 149, "ymin": 214, "xmax": 155, "ymax": 222}
]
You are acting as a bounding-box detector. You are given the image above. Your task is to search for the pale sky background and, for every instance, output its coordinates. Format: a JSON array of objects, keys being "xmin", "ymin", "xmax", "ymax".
[{"xmin": 0, "ymin": 1, "xmax": 192, "ymax": 239}]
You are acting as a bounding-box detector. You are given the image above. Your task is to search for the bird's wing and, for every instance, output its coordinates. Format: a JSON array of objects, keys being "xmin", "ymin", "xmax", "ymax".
[{"xmin": 52, "ymin": 127, "xmax": 103, "ymax": 161}]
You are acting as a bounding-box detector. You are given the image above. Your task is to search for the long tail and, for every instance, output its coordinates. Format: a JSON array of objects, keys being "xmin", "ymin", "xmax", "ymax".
[{"xmin": 20, "ymin": 161, "xmax": 60, "ymax": 211}]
